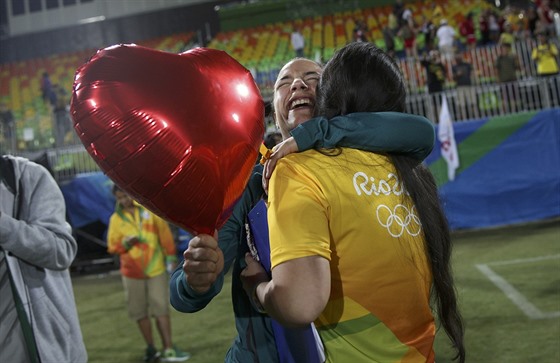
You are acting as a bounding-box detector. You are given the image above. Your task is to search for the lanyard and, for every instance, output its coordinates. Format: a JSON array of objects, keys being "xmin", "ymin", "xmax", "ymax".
[{"xmin": 118, "ymin": 205, "xmax": 146, "ymax": 241}]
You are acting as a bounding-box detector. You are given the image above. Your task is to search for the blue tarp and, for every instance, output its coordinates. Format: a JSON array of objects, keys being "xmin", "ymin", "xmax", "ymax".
[
  {"xmin": 61, "ymin": 172, "xmax": 115, "ymax": 229},
  {"xmin": 430, "ymin": 108, "xmax": 560, "ymax": 230}
]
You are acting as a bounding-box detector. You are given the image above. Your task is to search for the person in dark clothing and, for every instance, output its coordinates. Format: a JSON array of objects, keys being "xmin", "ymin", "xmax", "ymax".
[
  {"xmin": 421, "ymin": 50, "xmax": 446, "ymax": 94},
  {"xmin": 420, "ymin": 16, "xmax": 436, "ymax": 52},
  {"xmin": 453, "ymin": 55, "xmax": 473, "ymax": 87},
  {"xmin": 495, "ymin": 43, "xmax": 520, "ymax": 112},
  {"xmin": 53, "ymin": 85, "xmax": 70, "ymax": 147},
  {"xmin": 393, "ymin": 0, "xmax": 405, "ymax": 27},
  {"xmin": 420, "ymin": 50, "xmax": 447, "ymax": 117},
  {"xmin": 0, "ymin": 102, "xmax": 15, "ymax": 151},
  {"xmin": 383, "ymin": 26, "xmax": 396, "ymax": 58},
  {"xmin": 264, "ymin": 131, "xmax": 282, "ymax": 150},
  {"xmin": 452, "ymin": 54, "xmax": 475, "ymax": 119},
  {"xmin": 40, "ymin": 72, "xmax": 56, "ymax": 107},
  {"xmin": 353, "ymin": 20, "xmax": 369, "ymax": 42}
]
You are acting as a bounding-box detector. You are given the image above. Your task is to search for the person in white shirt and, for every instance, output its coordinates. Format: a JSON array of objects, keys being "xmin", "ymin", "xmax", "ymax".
[
  {"xmin": 402, "ymin": 7, "xmax": 413, "ymax": 27},
  {"xmin": 291, "ymin": 27, "xmax": 305, "ymax": 57},
  {"xmin": 436, "ymin": 19, "xmax": 456, "ymax": 61}
]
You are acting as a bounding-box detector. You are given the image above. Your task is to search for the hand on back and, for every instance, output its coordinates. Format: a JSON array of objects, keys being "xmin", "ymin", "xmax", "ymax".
[{"xmin": 262, "ymin": 137, "xmax": 299, "ymax": 193}]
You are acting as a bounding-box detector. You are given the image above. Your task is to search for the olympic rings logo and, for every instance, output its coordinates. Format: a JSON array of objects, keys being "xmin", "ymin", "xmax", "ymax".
[{"xmin": 376, "ymin": 204, "xmax": 422, "ymax": 238}]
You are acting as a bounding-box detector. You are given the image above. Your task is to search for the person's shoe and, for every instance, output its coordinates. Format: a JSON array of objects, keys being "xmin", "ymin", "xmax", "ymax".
[
  {"xmin": 160, "ymin": 346, "xmax": 191, "ymax": 362},
  {"xmin": 143, "ymin": 345, "xmax": 160, "ymax": 362}
]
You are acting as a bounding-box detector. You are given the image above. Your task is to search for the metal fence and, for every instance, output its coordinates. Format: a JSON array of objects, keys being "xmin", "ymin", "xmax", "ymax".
[
  {"xmin": 407, "ymin": 75, "xmax": 560, "ymax": 122},
  {"xmin": 399, "ymin": 37, "xmax": 548, "ymax": 91}
]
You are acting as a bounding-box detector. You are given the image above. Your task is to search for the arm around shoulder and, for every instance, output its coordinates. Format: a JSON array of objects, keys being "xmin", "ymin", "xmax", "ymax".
[{"xmin": 292, "ymin": 112, "xmax": 435, "ymax": 161}]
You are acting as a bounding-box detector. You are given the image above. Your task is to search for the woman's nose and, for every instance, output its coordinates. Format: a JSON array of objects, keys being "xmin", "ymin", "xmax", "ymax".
[{"xmin": 291, "ymin": 78, "xmax": 308, "ymax": 91}]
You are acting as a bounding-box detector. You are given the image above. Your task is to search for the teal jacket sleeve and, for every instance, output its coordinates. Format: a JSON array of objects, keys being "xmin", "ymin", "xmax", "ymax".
[{"xmin": 290, "ymin": 112, "xmax": 435, "ymax": 162}]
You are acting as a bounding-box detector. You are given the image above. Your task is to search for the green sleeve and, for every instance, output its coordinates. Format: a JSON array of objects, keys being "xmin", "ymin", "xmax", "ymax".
[{"xmin": 290, "ymin": 112, "xmax": 435, "ymax": 161}]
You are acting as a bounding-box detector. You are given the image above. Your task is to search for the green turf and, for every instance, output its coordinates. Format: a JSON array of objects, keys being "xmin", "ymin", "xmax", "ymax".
[
  {"xmin": 434, "ymin": 219, "xmax": 560, "ymax": 363},
  {"xmin": 73, "ymin": 272, "xmax": 236, "ymax": 362},
  {"xmin": 74, "ymin": 219, "xmax": 560, "ymax": 362}
]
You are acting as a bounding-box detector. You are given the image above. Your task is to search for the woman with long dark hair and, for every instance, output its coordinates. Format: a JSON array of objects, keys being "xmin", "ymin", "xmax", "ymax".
[{"xmin": 241, "ymin": 42, "xmax": 465, "ymax": 362}]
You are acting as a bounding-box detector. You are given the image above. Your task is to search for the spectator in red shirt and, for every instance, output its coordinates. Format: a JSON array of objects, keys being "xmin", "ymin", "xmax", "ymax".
[{"xmin": 460, "ymin": 13, "xmax": 476, "ymax": 51}]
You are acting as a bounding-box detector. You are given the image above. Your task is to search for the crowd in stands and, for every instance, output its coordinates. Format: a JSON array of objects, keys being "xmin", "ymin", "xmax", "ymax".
[
  {"xmin": 0, "ymin": 0, "xmax": 559, "ymax": 155},
  {"xmin": 264, "ymin": 0, "xmax": 558, "ymax": 131},
  {"xmin": 342, "ymin": 0, "xmax": 558, "ymax": 88},
  {"xmin": 387, "ymin": 0, "xmax": 558, "ymax": 53},
  {"xmin": 0, "ymin": 33, "xmax": 195, "ymax": 153}
]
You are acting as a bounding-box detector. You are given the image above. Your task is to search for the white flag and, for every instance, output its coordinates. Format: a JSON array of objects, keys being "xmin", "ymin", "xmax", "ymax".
[{"xmin": 438, "ymin": 96, "xmax": 460, "ymax": 181}]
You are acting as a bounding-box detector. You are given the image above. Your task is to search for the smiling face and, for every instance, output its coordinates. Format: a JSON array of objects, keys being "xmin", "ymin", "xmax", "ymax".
[{"xmin": 273, "ymin": 59, "xmax": 322, "ymax": 139}]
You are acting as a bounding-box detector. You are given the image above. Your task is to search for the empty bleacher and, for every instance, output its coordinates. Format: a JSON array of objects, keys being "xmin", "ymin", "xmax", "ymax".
[{"xmin": 0, "ymin": 32, "xmax": 195, "ymax": 152}]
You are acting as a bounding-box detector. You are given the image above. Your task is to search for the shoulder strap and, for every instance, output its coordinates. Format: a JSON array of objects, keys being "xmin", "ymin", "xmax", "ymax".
[
  {"xmin": 1, "ymin": 157, "xmax": 39, "ymax": 362},
  {"xmin": 0, "ymin": 155, "xmax": 17, "ymax": 195},
  {"xmin": 6, "ymin": 268, "xmax": 41, "ymax": 363},
  {"xmin": 0, "ymin": 156, "xmax": 22, "ymax": 219}
]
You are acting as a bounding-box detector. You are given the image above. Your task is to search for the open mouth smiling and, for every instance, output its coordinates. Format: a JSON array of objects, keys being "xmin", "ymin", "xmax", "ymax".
[{"xmin": 289, "ymin": 98, "xmax": 314, "ymax": 110}]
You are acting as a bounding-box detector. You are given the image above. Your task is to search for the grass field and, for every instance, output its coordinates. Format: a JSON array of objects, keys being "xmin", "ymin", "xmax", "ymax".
[{"xmin": 73, "ymin": 219, "xmax": 560, "ymax": 363}]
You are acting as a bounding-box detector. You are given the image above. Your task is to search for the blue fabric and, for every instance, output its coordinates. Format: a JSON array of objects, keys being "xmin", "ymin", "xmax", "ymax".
[
  {"xmin": 60, "ymin": 172, "xmax": 115, "ymax": 228},
  {"xmin": 248, "ymin": 200, "xmax": 272, "ymax": 271},
  {"xmin": 248, "ymin": 200, "xmax": 321, "ymax": 363},
  {"xmin": 431, "ymin": 109, "xmax": 560, "ymax": 230},
  {"xmin": 176, "ymin": 228, "xmax": 194, "ymax": 260}
]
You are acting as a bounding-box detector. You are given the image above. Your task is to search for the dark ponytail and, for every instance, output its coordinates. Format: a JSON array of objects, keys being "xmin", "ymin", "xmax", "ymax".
[{"xmin": 390, "ymin": 156, "xmax": 465, "ymax": 363}]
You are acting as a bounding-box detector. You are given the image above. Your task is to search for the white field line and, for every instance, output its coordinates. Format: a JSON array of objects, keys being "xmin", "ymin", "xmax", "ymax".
[
  {"xmin": 475, "ymin": 254, "xmax": 560, "ymax": 320},
  {"xmin": 484, "ymin": 254, "xmax": 560, "ymax": 266}
]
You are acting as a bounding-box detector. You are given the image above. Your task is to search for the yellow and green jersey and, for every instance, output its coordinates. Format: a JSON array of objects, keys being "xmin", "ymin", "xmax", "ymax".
[
  {"xmin": 268, "ymin": 148, "xmax": 435, "ymax": 362},
  {"xmin": 107, "ymin": 202, "xmax": 176, "ymax": 279}
]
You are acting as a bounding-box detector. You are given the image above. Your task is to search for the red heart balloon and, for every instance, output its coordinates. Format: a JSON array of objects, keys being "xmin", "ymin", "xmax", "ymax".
[{"xmin": 70, "ymin": 45, "xmax": 265, "ymax": 235}]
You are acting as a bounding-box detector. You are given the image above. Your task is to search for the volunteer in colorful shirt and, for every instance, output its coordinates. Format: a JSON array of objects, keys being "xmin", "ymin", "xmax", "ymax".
[{"xmin": 107, "ymin": 184, "xmax": 190, "ymax": 362}]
